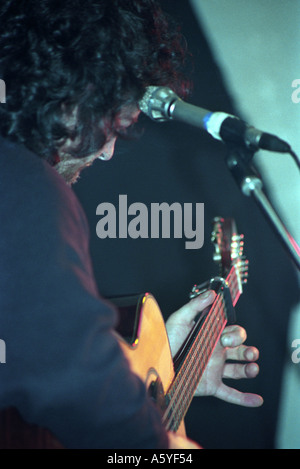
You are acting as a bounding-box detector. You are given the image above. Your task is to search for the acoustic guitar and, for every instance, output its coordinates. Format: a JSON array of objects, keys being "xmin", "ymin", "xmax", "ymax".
[
  {"xmin": 114, "ymin": 216, "xmax": 248, "ymax": 437},
  {"xmin": 0, "ymin": 217, "xmax": 248, "ymax": 448}
]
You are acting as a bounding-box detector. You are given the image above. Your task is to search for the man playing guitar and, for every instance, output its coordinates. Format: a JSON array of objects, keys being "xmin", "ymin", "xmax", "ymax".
[{"xmin": 0, "ymin": 0, "xmax": 262, "ymax": 449}]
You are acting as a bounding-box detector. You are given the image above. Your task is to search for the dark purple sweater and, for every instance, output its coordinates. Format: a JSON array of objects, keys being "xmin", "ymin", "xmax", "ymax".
[{"xmin": 0, "ymin": 137, "xmax": 168, "ymax": 449}]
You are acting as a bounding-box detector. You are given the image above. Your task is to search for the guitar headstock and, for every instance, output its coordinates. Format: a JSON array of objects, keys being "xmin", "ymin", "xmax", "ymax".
[
  {"xmin": 211, "ymin": 217, "xmax": 249, "ymax": 284},
  {"xmin": 189, "ymin": 216, "xmax": 249, "ymax": 303}
]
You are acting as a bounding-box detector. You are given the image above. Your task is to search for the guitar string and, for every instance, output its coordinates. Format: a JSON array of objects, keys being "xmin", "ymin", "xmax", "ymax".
[
  {"xmin": 163, "ymin": 268, "xmax": 241, "ymax": 430},
  {"xmin": 163, "ymin": 291, "xmax": 227, "ymax": 428},
  {"xmin": 163, "ymin": 306, "xmax": 224, "ymax": 429},
  {"xmin": 169, "ymin": 269, "xmax": 243, "ymax": 429},
  {"xmin": 163, "ymin": 268, "xmax": 241, "ymax": 429},
  {"xmin": 177, "ymin": 300, "xmax": 227, "ymax": 427},
  {"xmin": 166, "ymin": 303, "xmax": 227, "ymax": 430},
  {"xmin": 165, "ymin": 276, "xmax": 240, "ymax": 430},
  {"xmin": 163, "ymin": 296, "xmax": 227, "ymax": 430},
  {"xmin": 164, "ymin": 302, "xmax": 227, "ymax": 431},
  {"xmin": 169, "ymin": 269, "xmax": 239, "ymax": 406}
]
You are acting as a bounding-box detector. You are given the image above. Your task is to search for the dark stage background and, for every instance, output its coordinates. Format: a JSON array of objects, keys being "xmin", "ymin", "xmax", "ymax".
[{"xmin": 73, "ymin": 0, "xmax": 299, "ymax": 449}]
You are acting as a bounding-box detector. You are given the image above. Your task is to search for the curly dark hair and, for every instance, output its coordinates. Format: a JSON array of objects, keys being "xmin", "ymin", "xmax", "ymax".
[{"xmin": 0, "ymin": 0, "xmax": 189, "ymax": 165}]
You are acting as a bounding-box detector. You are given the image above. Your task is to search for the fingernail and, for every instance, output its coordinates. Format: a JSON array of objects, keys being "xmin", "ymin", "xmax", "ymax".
[
  {"xmin": 200, "ymin": 290, "xmax": 211, "ymax": 299},
  {"xmin": 222, "ymin": 334, "xmax": 232, "ymax": 346}
]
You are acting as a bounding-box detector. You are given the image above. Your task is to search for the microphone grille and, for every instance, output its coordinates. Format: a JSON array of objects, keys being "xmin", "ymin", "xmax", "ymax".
[
  {"xmin": 138, "ymin": 86, "xmax": 178, "ymax": 121},
  {"xmin": 138, "ymin": 86, "xmax": 159, "ymax": 117}
]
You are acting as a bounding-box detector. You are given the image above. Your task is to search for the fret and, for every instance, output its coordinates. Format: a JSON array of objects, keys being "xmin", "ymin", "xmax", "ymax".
[
  {"xmin": 161, "ymin": 217, "xmax": 248, "ymax": 433},
  {"xmin": 163, "ymin": 294, "xmax": 228, "ymax": 431},
  {"xmin": 227, "ymin": 266, "xmax": 239, "ymax": 304}
]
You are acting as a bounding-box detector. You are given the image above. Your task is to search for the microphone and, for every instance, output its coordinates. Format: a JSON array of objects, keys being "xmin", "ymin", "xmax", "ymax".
[{"xmin": 138, "ymin": 86, "xmax": 292, "ymax": 154}]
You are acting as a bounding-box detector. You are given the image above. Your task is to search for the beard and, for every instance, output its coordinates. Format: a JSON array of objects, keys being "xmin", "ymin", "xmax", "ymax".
[
  {"xmin": 58, "ymin": 166, "xmax": 82, "ymax": 185},
  {"xmin": 54, "ymin": 153, "xmax": 98, "ymax": 185}
]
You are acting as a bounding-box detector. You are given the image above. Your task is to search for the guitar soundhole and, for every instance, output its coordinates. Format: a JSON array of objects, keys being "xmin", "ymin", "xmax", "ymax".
[{"xmin": 148, "ymin": 377, "xmax": 166, "ymax": 412}]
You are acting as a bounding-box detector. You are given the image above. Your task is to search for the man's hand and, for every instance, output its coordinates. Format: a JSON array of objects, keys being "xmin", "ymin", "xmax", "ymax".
[
  {"xmin": 167, "ymin": 432, "xmax": 202, "ymax": 449},
  {"xmin": 166, "ymin": 290, "xmax": 263, "ymax": 408}
]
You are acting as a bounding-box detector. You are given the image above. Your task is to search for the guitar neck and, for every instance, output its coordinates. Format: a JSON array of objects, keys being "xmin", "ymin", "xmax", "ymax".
[{"xmin": 162, "ymin": 265, "xmax": 242, "ymax": 432}]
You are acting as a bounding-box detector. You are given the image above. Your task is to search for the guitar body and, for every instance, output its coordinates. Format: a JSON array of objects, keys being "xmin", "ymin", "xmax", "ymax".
[{"xmin": 114, "ymin": 293, "xmax": 186, "ymax": 436}]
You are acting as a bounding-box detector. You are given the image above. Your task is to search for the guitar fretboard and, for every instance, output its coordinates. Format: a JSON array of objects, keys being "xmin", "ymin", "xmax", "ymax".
[{"xmin": 162, "ymin": 265, "xmax": 242, "ymax": 432}]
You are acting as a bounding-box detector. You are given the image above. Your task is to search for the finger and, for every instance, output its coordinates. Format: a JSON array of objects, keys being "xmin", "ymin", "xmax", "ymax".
[
  {"xmin": 225, "ymin": 345, "xmax": 260, "ymax": 362},
  {"xmin": 223, "ymin": 362, "xmax": 260, "ymax": 380},
  {"xmin": 172, "ymin": 290, "xmax": 216, "ymax": 324},
  {"xmin": 221, "ymin": 325, "xmax": 247, "ymax": 348},
  {"xmin": 215, "ymin": 383, "xmax": 264, "ymax": 407}
]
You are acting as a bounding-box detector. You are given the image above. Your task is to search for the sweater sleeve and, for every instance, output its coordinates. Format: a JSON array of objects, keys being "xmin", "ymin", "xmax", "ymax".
[{"xmin": 0, "ymin": 140, "xmax": 169, "ymax": 449}]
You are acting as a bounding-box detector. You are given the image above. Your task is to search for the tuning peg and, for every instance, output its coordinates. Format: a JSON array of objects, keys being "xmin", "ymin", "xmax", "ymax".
[
  {"xmin": 213, "ymin": 252, "xmax": 222, "ymax": 262},
  {"xmin": 232, "ymin": 234, "xmax": 244, "ymax": 241},
  {"xmin": 241, "ymin": 259, "xmax": 249, "ymax": 283},
  {"xmin": 242, "ymin": 275, "xmax": 249, "ymax": 284}
]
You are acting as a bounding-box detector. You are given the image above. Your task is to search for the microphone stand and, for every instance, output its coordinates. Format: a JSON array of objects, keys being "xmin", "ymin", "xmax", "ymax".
[{"xmin": 225, "ymin": 144, "xmax": 300, "ymax": 271}]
